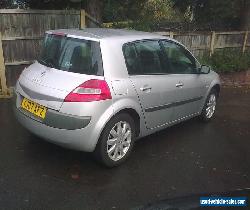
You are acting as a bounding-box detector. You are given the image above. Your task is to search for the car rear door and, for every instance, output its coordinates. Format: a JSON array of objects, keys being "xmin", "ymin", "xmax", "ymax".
[
  {"xmin": 160, "ymin": 40, "xmax": 207, "ymax": 120},
  {"xmin": 123, "ymin": 40, "xmax": 179, "ymax": 129}
]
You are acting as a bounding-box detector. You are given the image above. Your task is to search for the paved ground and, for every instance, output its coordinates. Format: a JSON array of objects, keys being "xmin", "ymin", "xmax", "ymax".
[{"xmin": 0, "ymin": 87, "xmax": 250, "ymax": 210}]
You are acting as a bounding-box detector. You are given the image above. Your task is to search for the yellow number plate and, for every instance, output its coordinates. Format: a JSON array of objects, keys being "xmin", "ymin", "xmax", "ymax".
[{"xmin": 21, "ymin": 98, "xmax": 47, "ymax": 119}]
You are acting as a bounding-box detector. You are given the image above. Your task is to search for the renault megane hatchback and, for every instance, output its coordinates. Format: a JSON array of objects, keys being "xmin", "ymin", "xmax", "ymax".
[{"xmin": 13, "ymin": 28, "xmax": 220, "ymax": 167}]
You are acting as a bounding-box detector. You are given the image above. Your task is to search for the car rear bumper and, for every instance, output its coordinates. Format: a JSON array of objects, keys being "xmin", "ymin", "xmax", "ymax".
[
  {"xmin": 14, "ymin": 105, "xmax": 98, "ymax": 152},
  {"xmin": 13, "ymin": 91, "xmax": 101, "ymax": 152},
  {"xmin": 18, "ymin": 105, "xmax": 91, "ymax": 130}
]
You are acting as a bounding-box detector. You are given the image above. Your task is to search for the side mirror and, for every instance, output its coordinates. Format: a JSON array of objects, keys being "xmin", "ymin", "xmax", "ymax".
[{"xmin": 199, "ymin": 65, "xmax": 211, "ymax": 74}]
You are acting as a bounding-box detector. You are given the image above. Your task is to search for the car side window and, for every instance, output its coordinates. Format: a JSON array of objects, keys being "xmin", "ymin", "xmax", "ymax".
[
  {"xmin": 123, "ymin": 40, "xmax": 165, "ymax": 75},
  {"xmin": 160, "ymin": 40, "xmax": 198, "ymax": 74},
  {"xmin": 123, "ymin": 43, "xmax": 141, "ymax": 75}
]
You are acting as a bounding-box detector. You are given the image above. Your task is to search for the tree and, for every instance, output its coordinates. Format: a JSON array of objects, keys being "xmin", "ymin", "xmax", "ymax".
[
  {"xmin": 25, "ymin": 0, "xmax": 79, "ymax": 10},
  {"xmin": 0, "ymin": 0, "xmax": 26, "ymax": 9},
  {"xmin": 0, "ymin": 0, "xmax": 103, "ymax": 25},
  {"xmin": 17, "ymin": 0, "xmax": 103, "ymax": 24},
  {"xmin": 173, "ymin": 0, "xmax": 250, "ymax": 30},
  {"xmin": 195, "ymin": 0, "xmax": 240, "ymax": 30},
  {"xmin": 103, "ymin": 0, "xmax": 183, "ymax": 31},
  {"xmin": 133, "ymin": 0, "xmax": 183, "ymax": 31},
  {"xmin": 103, "ymin": 0, "xmax": 147, "ymax": 23},
  {"xmin": 2, "ymin": 0, "xmax": 248, "ymax": 31},
  {"xmin": 85, "ymin": 0, "xmax": 103, "ymax": 25},
  {"xmin": 239, "ymin": 0, "xmax": 250, "ymax": 30},
  {"xmin": 0, "ymin": 0, "xmax": 11, "ymax": 8}
]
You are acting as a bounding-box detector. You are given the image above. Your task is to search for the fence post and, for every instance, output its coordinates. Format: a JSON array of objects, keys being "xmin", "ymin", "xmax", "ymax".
[
  {"xmin": 0, "ymin": 32, "xmax": 8, "ymax": 96},
  {"xmin": 210, "ymin": 31, "xmax": 216, "ymax": 57},
  {"xmin": 80, "ymin": 9, "xmax": 86, "ymax": 29},
  {"xmin": 242, "ymin": 31, "xmax": 248, "ymax": 53},
  {"xmin": 169, "ymin": 31, "xmax": 174, "ymax": 39}
]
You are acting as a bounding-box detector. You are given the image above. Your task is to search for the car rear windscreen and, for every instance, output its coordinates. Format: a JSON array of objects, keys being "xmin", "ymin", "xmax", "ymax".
[{"xmin": 38, "ymin": 33, "xmax": 103, "ymax": 76}]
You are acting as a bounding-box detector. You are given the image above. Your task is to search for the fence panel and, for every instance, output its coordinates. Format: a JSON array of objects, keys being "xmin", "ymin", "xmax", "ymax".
[
  {"xmin": 214, "ymin": 32, "xmax": 245, "ymax": 49},
  {"xmin": 0, "ymin": 10, "xmax": 80, "ymax": 38},
  {"xmin": 0, "ymin": 10, "xmax": 80, "ymax": 64},
  {"xmin": 2, "ymin": 39, "xmax": 42, "ymax": 64},
  {"xmin": 0, "ymin": 9, "xmax": 101, "ymax": 96},
  {"xmin": 156, "ymin": 31, "xmax": 249, "ymax": 58},
  {"xmin": 173, "ymin": 33, "xmax": 211, "ymax": 57},
  {"xmin": 0, "ymin": 9, "xmax": 81, "ymax": 95}
]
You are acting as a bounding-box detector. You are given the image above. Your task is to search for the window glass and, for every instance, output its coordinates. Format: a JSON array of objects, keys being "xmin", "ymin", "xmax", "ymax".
[
  {"xmin": 161, "ymin": 41, "xmax": 197, "ymax": 74},
  {"xmin": 39, "ymin": 34, "xmax": 103, "ymax": 76},
  {"xmin": 123, "ymin": 43, "xmax": 141, "ymax": 75},
  {"xmin": 135, "ymin": 41, "xmax": 164, "ymax": 74},
  {"xmin": 123, "ymin": 40, "xmax": 165, "ymax": 75}
]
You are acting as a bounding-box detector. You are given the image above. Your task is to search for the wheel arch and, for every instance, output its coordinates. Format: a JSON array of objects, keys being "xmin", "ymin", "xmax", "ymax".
[
  {"xmin": 114, "ymin": 108, "xmax": 140, "ymax": 138},
  {"xmin": 93, "ymin": 107, "xmax": 140, "ymax": 167},
  {"xmin": 212, "ymin": 84, "xmax": 221, "ymax": 97},
  {"xmin": 99, "ymin": 106, "xmax": 141, "ymax": 142}
]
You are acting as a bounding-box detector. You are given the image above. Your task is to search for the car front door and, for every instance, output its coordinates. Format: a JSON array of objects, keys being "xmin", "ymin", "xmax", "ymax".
[
  {"xmin": 123, "ymin": 40, "xmax": 180, "ymax": 129},
  {"xmin": 160, "ymin": 40, "xmax": 208, "ymax": 121}
]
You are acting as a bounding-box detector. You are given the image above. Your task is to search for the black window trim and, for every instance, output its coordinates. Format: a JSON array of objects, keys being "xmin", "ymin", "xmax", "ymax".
[
  {"xmin": 122, "ymin": 38, "xmax": 200, "ymax": 76},
  {"xmin": 123, "ymin": 39, "xmax": 172, "ymax": 76},
  {"xmin": 39, "ymin": 34, "xmax": 104, "ymax": 76},
  {"xmin": 159, "ymin": 39, "xmax": 200, "ymax": 75}
]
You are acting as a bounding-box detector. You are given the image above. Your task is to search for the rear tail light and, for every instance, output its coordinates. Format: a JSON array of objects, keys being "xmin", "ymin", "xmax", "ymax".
[{"xmin": 64, "ymin": 79, "xmax": 112, "ymax": 102}]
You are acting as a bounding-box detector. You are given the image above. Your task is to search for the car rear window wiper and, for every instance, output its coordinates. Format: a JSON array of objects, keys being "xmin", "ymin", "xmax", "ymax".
[{"xmin": 38, "ymin": 59, "xmax": 56, "ymax": 69}]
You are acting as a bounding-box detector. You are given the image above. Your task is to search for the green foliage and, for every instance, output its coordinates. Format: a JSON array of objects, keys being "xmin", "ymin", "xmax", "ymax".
[
  {"xmin": 0, "ymin": 0, "xmax": 25, "ymax": 9},
  {"xmin": 130, "ymin": 0, "xmax": 184, "ymax": 31},
  {"xmin": 173, "ymin": 0, "xmax": 246, "ymax": 30},
  {"xmin": 103, "ymin": 0, "xmax": 249, "ymax": 31},
  {"xmin": 103, "ymin": 21, "xmax": 130, "ymax": 29},
  {"xmin": 199, "ymin": 49, "xmax": 250, "ymax": 73},
  {"xmin": 2, "ymin": 0, "xmax": 248, "ymax": 31},
  {"xmin": 103, "ymin": 0, "xmax": 146, "ymax": 23},
  {"xmin": 0, "ymin": 0, "xmax": 89, "ymax": 9},
  {"xmin": 103, "ymin": 0, "xmax": 185, "ymax": 31}
]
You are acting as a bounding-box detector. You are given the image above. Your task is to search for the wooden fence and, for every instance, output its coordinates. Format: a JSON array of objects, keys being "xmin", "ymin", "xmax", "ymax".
[
  {"xmin": 155, "ymin": 31, "xmax": 250, "ymax": 57},
  {"xmin": 0, "ymin": 10, "xmax": 250, "ymax": 97},
  {"xmin": 0, "ymin": 9, "xmax": 100, "ymax": 98}
]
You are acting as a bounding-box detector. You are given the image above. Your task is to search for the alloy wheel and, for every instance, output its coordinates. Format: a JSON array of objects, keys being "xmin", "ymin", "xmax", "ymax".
[
  {"xmin": 205, "ymin": 93, "xmax": 216, "ymax": 119},
  {"xmin": 107, "ymin": 121, "xmax": 132, "ymax": 161}
]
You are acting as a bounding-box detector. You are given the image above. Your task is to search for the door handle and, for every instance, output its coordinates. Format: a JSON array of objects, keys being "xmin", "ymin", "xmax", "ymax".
[
  {"xmin": 176, "ymin": 82, "xmax": 184, "ymax": 88},
  {"xmin": 140, "ymin": 86, "xmax": 152, "ymax": 91}
]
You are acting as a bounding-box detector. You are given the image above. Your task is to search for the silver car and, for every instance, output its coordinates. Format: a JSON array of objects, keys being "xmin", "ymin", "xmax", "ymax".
[{"xmin": 13, "ymin": 28, "xmax": 220, "ymax": 167}]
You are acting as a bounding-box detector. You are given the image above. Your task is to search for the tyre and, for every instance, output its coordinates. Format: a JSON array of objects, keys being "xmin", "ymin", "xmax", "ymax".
[
  {"xmin": 94, "ymin": 113, "xmax": 135, "ymax": 167},
  {"xmin": 200, "ymin": 89, "xmax": 218, "ymax": 122}
]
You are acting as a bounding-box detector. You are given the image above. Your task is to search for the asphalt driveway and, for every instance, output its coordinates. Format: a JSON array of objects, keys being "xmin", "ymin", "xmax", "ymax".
[{"xmin": 0, "ymin": 87, "xmax": 250, "ymax": 210}]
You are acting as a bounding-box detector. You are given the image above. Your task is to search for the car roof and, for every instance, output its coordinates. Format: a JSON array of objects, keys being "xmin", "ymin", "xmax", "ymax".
[{"xmin": 46, "ymin": 28, "xmax": 168, "ymax": 42}]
